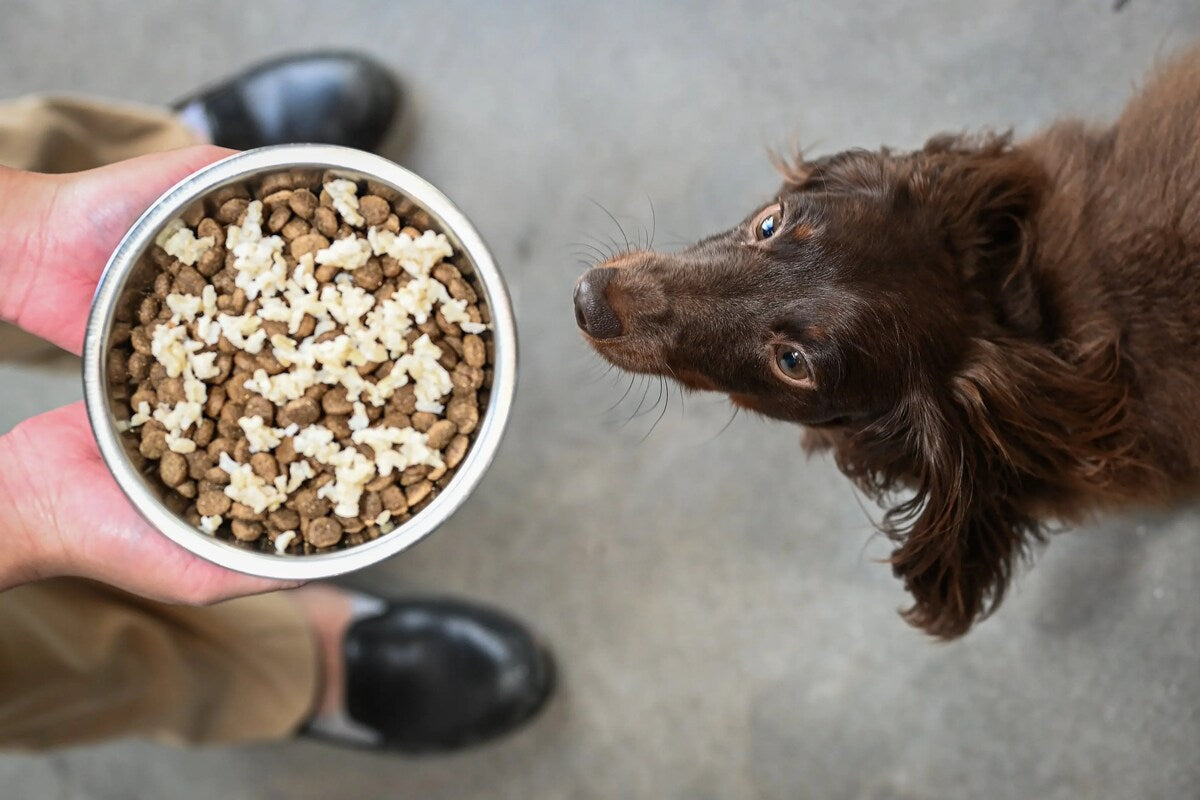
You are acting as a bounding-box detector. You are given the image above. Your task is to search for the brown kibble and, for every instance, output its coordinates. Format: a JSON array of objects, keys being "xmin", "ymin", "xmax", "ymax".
[
  {"xmin": 197, "ymin": 247, "xmax": 224, "ymax": 277},
  {"xmin": 217, "ymin": 197, "xmax": 250, "ymax": 224},
  {"xmin": 130, "ymin": 385, "xmax": 157, "ymax": 411},
  {"xmin": 229, "ymin": 502, "xmax": 260, "ymax": 522},
  {"xmin": 353, "ymin": 258, "xmax": 384, "ymax": 291},
  {"xmin": 425, "ymin": 419, "xmax": 457, "ymax": 450},
  {"xmin": 444, "ymin": 435, "xmax": 469, "ymax": 469},
  {"xmin": 243, "ymin": 395, "xmax": 274, "ymax": 426},
  {"xmin": 250, "ymin": 452, "xmax": 279, "ymax": 482},
  {"xmin": 293, "ymin": 489, "xmax": 331, "ymax": 519},
  {"xmin": 410, "ymin": 411, "xmax": 437, "ymax": 432},
  {"xmin": 315, "ymin": 262, "xmax": 339, "ymax": 283},
  {"xmin": 304, "ymin": 383, "xmax": 330, "ymax": 401},
  {"xmin": 212, "ymin": 269, "xmax": 236, "ymax": 295},
  {"xmin": 314, "ymin": 206, "xmax": 338, "ymax": 237},
  {"xmin": 405, "ymin": 480, "xmax": 433, "ymax": 507},
  {"xmin": 305, "ymin": 517, "xmax": 343, "ymax": 548},
  {"xmin": 268, "ymin": 508, "xmax": 301, "ymax": 532},
  {"xmin": 233, "ymin": 437, "xmax": 252, "ymax": 464},
  {"xmin": 262, "ymin": 189, "xmax": 293, "ymax": 209},
  {"xmin": 281, "ymin": 217, "xmax": 311, "ymax": 241},
  {"xmin": 197, "ymin": 217, "xmax": 225, "ymax": 246},
  {"xmin": 181, "ymin": 200, "xmax": 206, "ymax": 228},
  {"xmin": 139, "ymin": 426, "xmax": 168, "ymax": 460},
  {"xmin": 130, "ymin": 327, "xmax": 152, "ymax": 355},
  {"xmin": 231, "ymin": 519, "xmax": 264, "ymax": 542},
  {"xmin": 137, "ymin": 296, "xmax": 159, "ymax": 326},
  {"xmin": 380, "ymin": 255, "xmax": 401, "ymax": 278},
  {"xmin": 359, "ymin": 195, "xmax": 391, "ymax": 227},
  {"xmin": 428, "ymin": 464, "xmax": 447, "ymax": 482},
  {"xmin": 267, "ymin": 205, "xmax": 292, "ymax": 233},
  {"xmin": 194, "ymin": 419, "xmax": 216, "ymax": 448},
  {"xmin": 218, "ymin": 403, "xmax": 244, "ymax": 439},
  {"xmin": 257, "ymin": 172, "xmax": 294, "ymax": 197},
  {"xmin": 383, "ymin": 214, "xmax": 401, "ymax": 233},
  {"xmin": 203, "ymin": 469, "xmax": 229, "ymax": 487},
  {"xmin": 158, "ymin": 376, "xmax": 185, "ymax": 405},
  {"xmin": 432, "ymin": 263, "xmax": 460, "ymax": 285},
  {"xmin": 288, "ymin": 188, "xmax": 318, "ymax": 219},
  {"xmin": 233, "ymin": 351, "xmax": 257, "ymax": 373},
  {"xmin": 278, "ymin": 397, "xmax": 320, "ymax": 427},
  {"xmin": 256, "ymin": 349, "xmax": 287, "ymax": 376},
  {"xmin": 361, "ymin": 491, "xmax": 384, "ymax": 522},
  {"xmin": 324, "ymin": 415, "xmax": 352, "ymax": 439},
  {"xmin": 387, "ymin": 384, "xmax": 418, "ymax": 415},
  {"xmin": 128, "ymin": 352, "xmax": 151, "ymax": 381},
  {"xmin": 174, "ymin": 265, "xmax": 207, "ymax": 296},
  {"xmin": 159, "ymin": 452, "xmax": 188, "ymax": 487},
  {"xmin": 399, "ymin": 465, "xmax": 429, "ymax": 487},
  {"xmin": 275, "ymin": 436, "xmax": 298, "ymax": 466},
  {"xmin": 290, "ymin": 232, "xmax": 330, "ymax": 260},
  {"xmin": 108, "ymin": 350, "xmax": 129, "ymax": 384},
  {"xmin": 295, "ymin": 314, "xmax": 317, "ymax": 339},
  {"xmin": 207, "ymin": 437, "xmax": 236, "ymax": 459},
  {"xmin": 205, "ymin": 385, "xmax": 226, "ymax": 420},
  {"xmin": 186, "ymin": 451, "xmax": 213, "ymax": 481},
  {"xmin": 435, "ymin": 310, "xmax": 460, "ymax": 337},
  {"xmin": 382, "ymin": 412, "xmax": 411, "ymax": 430},
  {"xmin": 196, "ymin": 490, "xmax": 232, "ymax": 517},
  {"xmin": 365, "ymin": 472, "xmax": 396, "ymax": 492},
  {"xmin": 226, "ymin": 372, "xmax": 254, "ymax": 404},
  {"xmin": 381, "ymin": 485, "xmax": 408, "ymax": 514},
  {"xmin": 176, "ymin": 481, "xmax": 198, "ymax": 500},
  {"xmin": 437, "ymin": 347, "xmax": 459, "ymax": 370},
  {"xmin": 210, "ymin": 183, "xmax": 249, "ymax": 208},
  {"xmin": 321, "ymin": 385, "xmax": 354, "ymax": 415},
  {"xmin": 447, "ymin": 277, "xmax": 476, "ymax": 303},
  {"xmin": 462, "ymin": 334, "xmax": 486, "ymax": 368}
]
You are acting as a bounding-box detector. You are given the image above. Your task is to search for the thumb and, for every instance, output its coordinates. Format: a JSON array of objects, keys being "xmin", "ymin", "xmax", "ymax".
[{"xmin": 8, "ymin": 145, "xmax": 236, "ymax": 355}]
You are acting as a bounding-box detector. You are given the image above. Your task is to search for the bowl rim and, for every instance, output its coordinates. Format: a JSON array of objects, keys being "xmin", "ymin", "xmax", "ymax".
[{"xmin": 82, "ymin": 144, "xmax": 517, "ymax": 580}]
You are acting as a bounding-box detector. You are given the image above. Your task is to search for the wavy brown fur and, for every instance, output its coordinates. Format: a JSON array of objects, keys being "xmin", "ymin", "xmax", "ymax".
[{"xmin": 581, "ymin": 45, "xmax": 1200, "ymax": 637}]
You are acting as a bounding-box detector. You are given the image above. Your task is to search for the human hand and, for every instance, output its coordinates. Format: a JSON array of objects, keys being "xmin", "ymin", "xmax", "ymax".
[{"xmin": 0, "ymin": 147, "xmax": 299, "ymax": 604}]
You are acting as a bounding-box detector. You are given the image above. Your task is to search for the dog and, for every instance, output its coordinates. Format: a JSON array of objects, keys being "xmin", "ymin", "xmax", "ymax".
[{"xmin": 574, "ymin": 46, "xmax": 1200, "ymax": 638}]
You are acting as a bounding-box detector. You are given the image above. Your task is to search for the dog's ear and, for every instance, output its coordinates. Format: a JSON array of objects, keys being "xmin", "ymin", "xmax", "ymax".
[
  {"xmin": 881, "ymin": 333, "xmax": 1151, "ymax": 638},
  {"xmin": 904, "ymin": 134, "xmax": 1048, "ymax": 336}
]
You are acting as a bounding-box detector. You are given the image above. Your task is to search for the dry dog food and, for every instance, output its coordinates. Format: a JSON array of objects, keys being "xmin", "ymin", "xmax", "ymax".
[{"xmin": 108, "ymin": 170, "xmax": 493, "ymax": 554}]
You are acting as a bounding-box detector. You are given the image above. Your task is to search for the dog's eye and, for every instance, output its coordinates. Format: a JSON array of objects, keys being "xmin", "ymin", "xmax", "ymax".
[
  {"xmin": 771, "ymin": 343, "xmax": 811, "ymax": 385},
  {"xmin": 752, "ymin": 203, "xmax": 783, "ymax": 241}
]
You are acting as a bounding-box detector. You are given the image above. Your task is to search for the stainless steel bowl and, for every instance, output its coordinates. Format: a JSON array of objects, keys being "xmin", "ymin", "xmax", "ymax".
[{"xmin": 82, "ymin": 144, "xmax": 516, "ymax": 580}]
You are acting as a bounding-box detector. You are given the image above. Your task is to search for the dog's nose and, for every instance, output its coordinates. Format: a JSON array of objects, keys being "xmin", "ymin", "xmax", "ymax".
[{"xmin": 574, "ymin": 267, "xmax": 623, "ymax": 339}]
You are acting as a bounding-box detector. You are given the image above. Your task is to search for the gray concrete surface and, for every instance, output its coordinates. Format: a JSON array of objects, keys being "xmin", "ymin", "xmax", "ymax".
[{"xmin": 2, "ymin": 1, "xmax": 1198, "ymax": 798}]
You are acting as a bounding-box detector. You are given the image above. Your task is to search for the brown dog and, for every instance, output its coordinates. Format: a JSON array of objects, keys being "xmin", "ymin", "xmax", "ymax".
[{"xmin": 575, "ymin": 46, "xmax": 1200, "ymax": 638}]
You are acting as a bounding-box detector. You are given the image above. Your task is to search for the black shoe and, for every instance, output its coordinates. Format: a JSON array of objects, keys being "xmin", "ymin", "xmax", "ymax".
[
  {"xmin": 304, "ymin": 595, "xmax": 554, "ymax": 753},
  {"xmin": 173, "ymin": 51, "xmax": 401, "ymax": 153}
]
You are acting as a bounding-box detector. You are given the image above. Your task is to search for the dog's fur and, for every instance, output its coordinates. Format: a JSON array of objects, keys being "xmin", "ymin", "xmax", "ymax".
[{"xmin": 578, "ymin": 46, "xmax": 1200, "ymax": 638}]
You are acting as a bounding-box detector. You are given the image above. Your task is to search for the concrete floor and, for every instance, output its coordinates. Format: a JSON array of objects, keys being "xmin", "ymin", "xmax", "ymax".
[{"xmin": 2, "ymin": 1, "xmax": 1199, "ymax": 798}]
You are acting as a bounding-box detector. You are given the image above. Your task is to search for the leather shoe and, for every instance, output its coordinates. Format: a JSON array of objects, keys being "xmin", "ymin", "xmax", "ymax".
[
  {"xmin": 173, "ymin": 51, "xmax": 401, "ymax": 152},
  {"xmin": 304, "ymin": 595, "xmax": 554, "ymax": 753}
]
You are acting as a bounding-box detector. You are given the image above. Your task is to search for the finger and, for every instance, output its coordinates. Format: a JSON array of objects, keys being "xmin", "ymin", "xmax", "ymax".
[
  {"xmin": 1, "ymin": 401, "xmax": 298, "ymax": 605},
  {"xmin": 6, "ymin": 145, "xmax": 235, "ymax": 355}
]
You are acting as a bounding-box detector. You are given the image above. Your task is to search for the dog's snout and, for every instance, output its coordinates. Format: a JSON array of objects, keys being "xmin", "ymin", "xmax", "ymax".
[{"xmin": 574, "ymin": 267, "xmax": 623, "ymax": 339}]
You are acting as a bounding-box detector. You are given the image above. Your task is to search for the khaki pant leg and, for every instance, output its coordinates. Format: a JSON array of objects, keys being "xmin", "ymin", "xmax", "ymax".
[
  {"xmin": 0, "ymin": 94, "xmax": 199, "ymax": 173},
  {"xmin": 0, "ymin": 579, "xmax": 317, "ymax": 749}
]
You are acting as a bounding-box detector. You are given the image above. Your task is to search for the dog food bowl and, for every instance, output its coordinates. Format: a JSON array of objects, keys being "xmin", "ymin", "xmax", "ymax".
[{"xmin": 82, "ymin": 144, "xmax": 516, "ymax": 580}]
